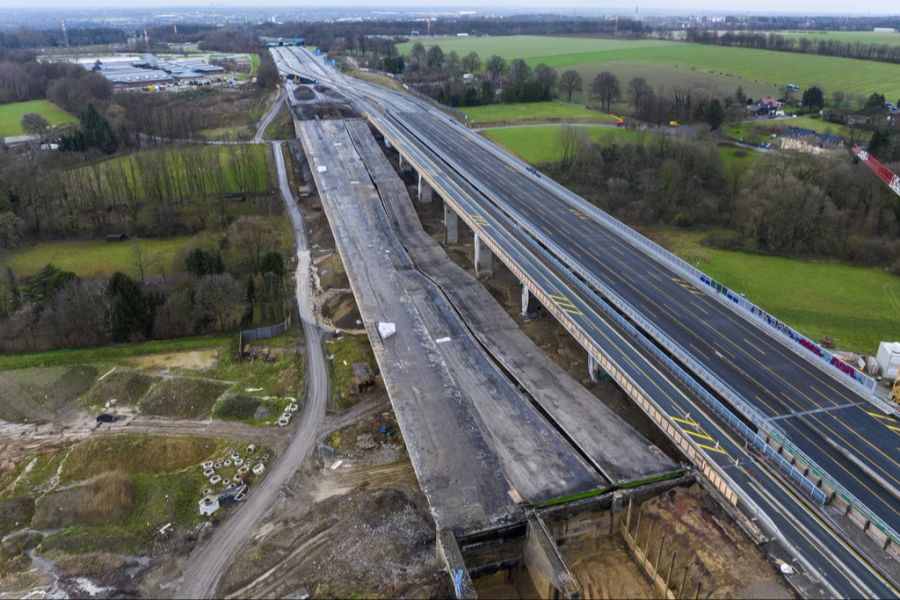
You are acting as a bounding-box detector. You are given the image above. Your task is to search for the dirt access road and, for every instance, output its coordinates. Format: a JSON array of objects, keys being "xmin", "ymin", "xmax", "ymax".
[
  {"xmin": 254, "ymin": 90, "xmax": 286, "ymax": 143},
  {"xmin": 175, "ymin": 141, "xmax": 328, "ymax": 599}
]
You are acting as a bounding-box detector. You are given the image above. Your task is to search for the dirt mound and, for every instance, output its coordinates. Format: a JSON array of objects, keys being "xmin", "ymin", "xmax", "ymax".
[
  {"xmin": 82, "ymin": 369, "xmax": 156, "ymax": 408},
  {"xmin": 221, "ymin": 486, "xmax": 445, "ymax": 598},
  {"xmin": 0, "ymin": 366, "xmax": 97, "ymax": 423},
  {"xmin": 138, "ymin": 377, "xmax": 229, "ymax": 418},
  {"xmin": 0, "ymin": 497, "xmax": 35, "ymax": 536},
  {"xmin": 62, "ymin": 435, "xmax": 219, "ymax": 481},
  {"xmin": 34, "ymin": 471, "xmax": 133, "ymax": 529}
]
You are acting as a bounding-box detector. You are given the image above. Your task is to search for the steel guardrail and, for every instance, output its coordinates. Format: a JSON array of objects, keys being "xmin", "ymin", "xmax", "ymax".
[
  {"xmin": 440, "ymin": 116, "xmax": 899, "ymax": 548},
  {"xmin": 281, "ymin": 49, "xmax": 898, "ymax": 560}
]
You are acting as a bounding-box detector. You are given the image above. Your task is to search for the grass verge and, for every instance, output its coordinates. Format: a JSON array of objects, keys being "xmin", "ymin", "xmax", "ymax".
[
  {"xmin": 4, "ymin": 236, "xmax": 191, "ymax": 279},
  {"xmin": 0, "ymin": 100, "xmax": 74, "ymax": 137},
  {"xmin": 643, "ymin": 227, "xmax": 900, "ymax": 353}
]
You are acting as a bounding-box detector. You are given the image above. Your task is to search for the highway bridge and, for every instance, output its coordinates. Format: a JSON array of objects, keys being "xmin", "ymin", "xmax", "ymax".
[{"xmin": 273, "ymin": 46, "xmax": 900, "ymax": 598}]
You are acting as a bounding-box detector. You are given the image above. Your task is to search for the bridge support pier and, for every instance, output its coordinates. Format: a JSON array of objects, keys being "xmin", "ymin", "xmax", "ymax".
[
  {"xmin": 417, "ymin": 173, "xmax": 433, "ymax": 203},
  {"xmin": 444, "ymin": 203, "xmax": 459, "ymax": 244},
  {"xmin": 521, "ymin": 284, "xmax": 531, "ymax": 317},
  {"xmin": 588, "ymin": 353, "xmax": 607, "ymax": 382},
  {"xmin": 398, "ymin": 153, "xmax": 412, "ymax": 173},
  {"xmin": 384, "ymin": 137, "xmax": 392, "ymax": 149},
  {"xmin": 474, "ymin": 233, "xmax": 493, "ymax": 278}
]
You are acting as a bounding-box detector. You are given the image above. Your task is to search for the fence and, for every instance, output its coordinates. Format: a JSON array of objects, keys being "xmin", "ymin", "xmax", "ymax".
[{"xmin": 238, "ymin": 314, "xmax": 292, "ymax": 355}]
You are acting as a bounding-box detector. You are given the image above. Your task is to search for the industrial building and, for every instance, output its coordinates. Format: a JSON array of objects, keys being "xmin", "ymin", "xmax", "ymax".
[{"xmin": 90, "ymin": 54, "xmax": 227, "ymax": 90}]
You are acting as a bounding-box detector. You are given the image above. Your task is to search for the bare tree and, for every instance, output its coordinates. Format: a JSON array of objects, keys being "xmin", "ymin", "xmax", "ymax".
[
  {"xmin": 591, "ymin": 72, "xmax": 621, "ymax": 112},
  {"xmin": 558, "ymin": 70, "xmax": 583, "ymax": 102},
  {"xmin": 193, "ymin": 273, "xmax": 244, "ymax": 331}
]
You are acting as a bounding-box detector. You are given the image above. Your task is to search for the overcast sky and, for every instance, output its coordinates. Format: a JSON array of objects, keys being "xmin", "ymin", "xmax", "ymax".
[{"xmin": 5, "ymin": 0, "xmax": 900, "ymax": 14}]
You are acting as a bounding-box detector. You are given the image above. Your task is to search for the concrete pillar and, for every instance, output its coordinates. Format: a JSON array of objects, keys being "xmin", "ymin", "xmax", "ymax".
[
  {"xmin": 384, "ymin": 137, "xmax": 392, "ymax": 149},
  {"xmin": 521, "ymin": 284, "xmax": 531, "ymax": 317},
  {"xmin": 474, "ymin": 233, "xmax": 493, "ymax": 278},
  {"xmin": 417, "ymin": 173, "xmax": 433, "ymax": 203},
  {"xmin": 444, "ymin": 202, "xmax": 459, "ymax": 244},
  {"xmin": 398, "ymin": 153, "xmax": 405, "ymax": 170},
  {"xmin": 588, "ymin": 353, "xmax": 607, "ymax": 382}
]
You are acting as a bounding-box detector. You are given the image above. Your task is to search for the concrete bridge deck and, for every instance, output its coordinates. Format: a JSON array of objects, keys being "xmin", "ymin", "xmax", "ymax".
[{"xmin": 299, "ymin": 118, "xmax": 616, "ymax": 533}]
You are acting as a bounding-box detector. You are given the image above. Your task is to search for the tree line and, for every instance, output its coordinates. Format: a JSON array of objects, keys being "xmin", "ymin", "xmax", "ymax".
[
  {"xmin": 549, "ymin": 129, "xmax": 900, "ymax": 271},
  {"xmin": 686, "ymin": 29, "xmax": 900, "ymax": 66},
  {"xmin": 0, "ymin": 143, "xmax": 273, "ymax": 242},
  {"xmin": 0, "ymin": 27, "xmax": 126, "ymax": 49},
  {"xmin": 0, "ymin": 214, "xmax": 291, "ymax": 354}
]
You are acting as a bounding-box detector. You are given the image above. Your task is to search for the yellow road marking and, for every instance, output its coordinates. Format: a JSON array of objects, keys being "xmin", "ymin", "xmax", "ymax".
[
  {"xmin": 685, "ymin": 429, "xmax": 714, "ymax": 442},
  {"xmin": 671, "ymin": 415, "xmax": 699, "ymax": 427},
  {"xmin": 696, "ymin": 442, "xmax": 728, "ymax": 455}
]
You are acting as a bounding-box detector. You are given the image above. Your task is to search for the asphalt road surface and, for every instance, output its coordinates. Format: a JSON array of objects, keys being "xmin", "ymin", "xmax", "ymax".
[
  {"xmin": 274, "ymin": 47, "xmax": 900, "ymax": 596},
  {"xmin": 175, "ymin": 142, "xmax": 327, "ymax": 599}
]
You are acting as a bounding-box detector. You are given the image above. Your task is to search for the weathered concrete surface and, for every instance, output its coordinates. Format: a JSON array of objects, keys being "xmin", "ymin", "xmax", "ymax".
[
  {"xmin": 299, "ymin": 120, "xmax": 605, "ymax": 534},
  {"xmin": 345, "ymin": 119, "xmax": 676, "ymax": 485},
  {"xmin": 524, "ymin": 509, "xmax": 581, "ymax": 599}
]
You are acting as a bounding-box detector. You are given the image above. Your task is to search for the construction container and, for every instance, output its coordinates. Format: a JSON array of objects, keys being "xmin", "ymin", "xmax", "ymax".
[{"xmin": 876, "ymin": 341, "xmax": 900, "ymax": 379}]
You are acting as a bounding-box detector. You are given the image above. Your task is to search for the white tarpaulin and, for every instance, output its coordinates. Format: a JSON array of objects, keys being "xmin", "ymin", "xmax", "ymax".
[{"xmin": 377, "ymin": 322, "xmax": 396, "ymax": 340}]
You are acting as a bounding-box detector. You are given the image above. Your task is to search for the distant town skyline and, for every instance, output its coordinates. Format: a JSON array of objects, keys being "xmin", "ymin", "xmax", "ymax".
[{"xmin": 3, "ymin": 1, "xmax": 900, "ymax": 16}]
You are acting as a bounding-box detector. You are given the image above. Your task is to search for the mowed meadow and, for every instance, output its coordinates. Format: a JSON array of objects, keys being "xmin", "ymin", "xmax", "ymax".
[
  {"xmin": 0, "ymin": 99, "xmax": 74, "ymax": 136},
  {"xmin": 399, "ymin": 36, "xmax": 900, "ymax": 101}
]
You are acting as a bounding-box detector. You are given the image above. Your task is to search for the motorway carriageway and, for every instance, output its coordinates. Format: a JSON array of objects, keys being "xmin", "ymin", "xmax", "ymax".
[
  {"xmin": 276, "ymin": 47, "xmax": 898, "ymax": 597},
  {"xmin": 393, "ymin": 108, "xmax": 900, "ymax": 537},
  {"xmin": 368, "ymin": 96, "xmax": 898, "ymax": 598}
]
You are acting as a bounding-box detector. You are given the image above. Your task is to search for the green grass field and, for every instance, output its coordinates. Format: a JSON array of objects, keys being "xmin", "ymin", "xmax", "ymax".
[
  {"xmin": 484, "ymin": 124, "xmax": 751, "ymax": 167},
  {"xmin": 86, "ymin": 144, "xmax": 271, "ymax": 197},
  {"xmin": 0, "ymin": 334, "xmax": 233, "ymax": 371},
  {"xmin": 400, "ymin": 35, "xmax": 900, "ymax": 101},
  {"xmin": 463, "ymin": 101, "xmax": 618, "ymax": 124},
  {"xmin": 645, "ymin": 227, "xmax": 900, "ymax": 353},
  {"xmin": 0, "ymin": 100, "xmax": 74, "ymax": 137},
  {"xmin": 484, "ymin": 125, "xmax": 646, "ymax": 163},
  {"xmin": 762, "ymin": 30, "xmax": 900, "ymax": 46},
  {"xmin": 4, "ymin": 236, "xmax": 191, "ymax": 279}
]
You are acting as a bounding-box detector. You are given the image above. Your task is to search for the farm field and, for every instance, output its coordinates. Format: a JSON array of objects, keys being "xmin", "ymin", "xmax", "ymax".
[
  {"xmin": 760, "ymin": 30, "xmax": 900, "ymax": 45},
  {"xmin": 0, "ymin": 99, "xmax": 74, "ymax": 137},
  {"xmin": 645, "ymin": 227, "xmax": 900, "ymax": 353},
  {"xmin": 483, "ymin": 124, "xmax": 752, "ymax": 167},
  {"xmin": 462, "ymin": 101, "xmax": 618, "ymax": 124},
  {"xmin": 3, "ymin": 236, "xmax": 192, "ymax": 279},
  {"xmin": 400, "ymin": 35, "xmax": 900, "ymax": 101}
]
